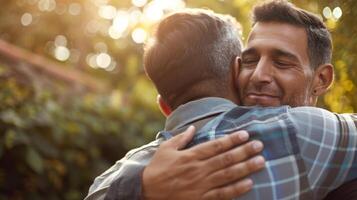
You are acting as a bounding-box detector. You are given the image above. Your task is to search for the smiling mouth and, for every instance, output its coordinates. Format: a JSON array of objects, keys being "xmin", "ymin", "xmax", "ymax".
[
  {"xmin": 245, "ymin": 93, "xmax": 280, "ymax": 104},
  {"xmin": 247, "ymin": 93, "xmax": 279, "ymax": 98}
]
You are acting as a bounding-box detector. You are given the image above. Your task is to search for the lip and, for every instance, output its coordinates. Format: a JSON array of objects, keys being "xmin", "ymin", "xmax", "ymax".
[
  {"xmin": 247, "ymin": 92, "xmax": 279, "ymax": 98},
  {"xmin": 245, "ymin": 93, "xmax": 281, "ymax": 105}
]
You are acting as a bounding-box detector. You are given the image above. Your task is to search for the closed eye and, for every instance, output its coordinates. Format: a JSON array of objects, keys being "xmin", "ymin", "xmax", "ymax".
[
  {"xmin": 274, "ymin": 60, "xmax": 294, "ymax": 68},
  {"xmin": 242, "ymin": 58, "xmax": 259, "ymax": 68}
]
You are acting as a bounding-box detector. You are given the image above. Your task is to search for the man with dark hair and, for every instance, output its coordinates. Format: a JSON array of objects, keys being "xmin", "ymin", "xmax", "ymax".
[
  {"xmin": 86, "ymin": 1, "xmax": 357, "ymax": 200},
  {"xmin": 237, "ymin": 1, "xmax": 356, "ymax": 199},
  {"xmin": 239, "ymin": 0, "xmax": 333, "ymax": 107}
]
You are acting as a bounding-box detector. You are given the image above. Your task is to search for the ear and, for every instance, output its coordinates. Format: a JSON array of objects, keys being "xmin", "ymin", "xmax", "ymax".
[
  {"xmin": 311, "ymin": 64, "xmax": 334, "ymax": 96},
  {"xmin": 157, "ymin": 95, "xmax": 172, "ymax": 117},
  {"xmin": 233, "ymin": 56, "xmax": 241, "ymax": 89}
]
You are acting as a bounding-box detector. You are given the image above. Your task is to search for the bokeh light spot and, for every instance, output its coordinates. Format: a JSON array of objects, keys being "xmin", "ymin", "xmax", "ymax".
[
  {"xmin": 54, "ymin": 35, "xmax": 67, "ymax": 47},
  {"xmin": 108, "ymin": 26, "xmax": 124, "ymax": 39},
  {"xmin": 38, "ymin": 0, "xmax": 56, "ymax": 12},
  {"xmin": 129, "ymin": 9, "xmax": 142, "ymax": 25},
  {"xmin": 86, "ymin": 53, "xmax": 98, "ymax": 68},
  {"xmin": 143, "ymin": 3, "xmax": 164, "ymax": 22},
  {"xmin": 96, "ymin": 53, "xmax": 111, "ymax": 68},
  {"xmin": 21, "ymin": 13, "xmax": 33, "ymax": 26},
  {"xmin": 333, "ymin": 7, "xmax": 342, "ymax": 19},
  {"xmin": 132, "ymin": 28, "xmax": 147, "ymax": 44},
  {"xmin": 132, "ymin": 0, "xmax": 148, "ymax": 7},
  {"xmin": 68, "ymin": 3, "xmax": 82, "ymax": 15},
  {"xmin": 322, "ymin": 7, "xmax": 332, "ymax": 19},
  {"xmin": 98, "ymin": 5, "xmax": 117, "ymax": 19},
  {"xmin": 112, "ymin": 11, "xmax": 129, "ymax": 33},
  {"xmin": 54, "ymin": 46, "xmax": 70, "ymax": 61}
]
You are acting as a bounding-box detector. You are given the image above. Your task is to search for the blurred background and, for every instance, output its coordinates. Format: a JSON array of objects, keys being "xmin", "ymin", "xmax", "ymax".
[{"xmin": 0, "ymin": 0, "xmax": 355, "ymax": 199}]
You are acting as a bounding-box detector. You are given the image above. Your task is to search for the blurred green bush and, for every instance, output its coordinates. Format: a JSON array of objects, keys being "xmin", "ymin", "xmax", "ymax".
[{"xmin": 0, "ymin": 64, "xmax": 164, "ymax": 200}]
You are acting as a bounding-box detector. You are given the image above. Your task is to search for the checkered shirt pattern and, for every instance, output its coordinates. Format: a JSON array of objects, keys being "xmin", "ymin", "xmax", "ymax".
[{"xmin": 184, "ymin": 106, "xmax": 357, "ymax": 200}]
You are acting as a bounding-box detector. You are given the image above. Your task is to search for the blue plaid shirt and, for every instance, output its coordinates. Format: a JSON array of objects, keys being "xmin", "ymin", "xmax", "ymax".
[
  {"xmin": 163, "ymin": 106, "xmax": 357, "ymax": 200},
  {"xmin": 87, "ymin": 98, "xmax": 356, "ymax": 200}
]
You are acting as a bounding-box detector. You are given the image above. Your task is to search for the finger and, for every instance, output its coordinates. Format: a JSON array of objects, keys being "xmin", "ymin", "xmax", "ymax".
[
  {"xmin": 205, "ymin": 155, "xmax": 265, "ymax": 189},
  {"xmin": 202, "ymin": 178, "xmax": 253, "ymax": 200},
  {"xmin": 188, "ymin": 130, "xmax": 250, "ymax": 160},
  {"xmin": 165, "ymin": 125, "xmax": 196, "ymax": 150},
  {"xmin": 204, "ymin": 140, "xmax": 264, "ymax": 173}
]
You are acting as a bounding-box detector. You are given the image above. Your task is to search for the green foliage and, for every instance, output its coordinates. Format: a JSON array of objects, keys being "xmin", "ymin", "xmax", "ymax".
[
  {"xmin": 321, "ymin": 0, "xmax": 357, "ymax": 113},
  {"xmin": 0, "ymin": 74, "xmax": 164, "ymax": 199}
]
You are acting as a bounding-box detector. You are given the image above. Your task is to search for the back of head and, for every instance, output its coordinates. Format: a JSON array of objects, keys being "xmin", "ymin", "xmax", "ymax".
[
  {"xmin": 144, "ymin": 9, "xmax": 242, "ymax": 109},
  {"xmin": 252, "ymin": 0, "xmax": 332, "ymax": 69}
]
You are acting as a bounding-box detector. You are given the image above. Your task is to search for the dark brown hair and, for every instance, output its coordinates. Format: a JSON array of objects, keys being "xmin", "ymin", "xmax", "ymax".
[
  {"xmin": 252, "ymin": 0, "xmax": 332, "ymax": 69},
  {"xmin": 144, "ymin": 9, "xmax": 242, "ymax": 109}
]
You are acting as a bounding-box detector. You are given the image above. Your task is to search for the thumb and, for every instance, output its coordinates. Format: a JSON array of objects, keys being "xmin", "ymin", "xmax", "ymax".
[{"xmin": 166, "ymin": 125, "xmax": 196, "ymax": 150}]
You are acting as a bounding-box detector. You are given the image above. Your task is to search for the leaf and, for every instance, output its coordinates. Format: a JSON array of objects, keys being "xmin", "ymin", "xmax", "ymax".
[
  {"xmin": 26, "ymin": 148, "xmax": 44, "ymax": 174},
  {"xmin": 4, "ymin": 129, "xmax": 16, "ymax": 149},
  {"xmin": 4, "ymin": 129, "xmax": 29, "ymax": 149}
]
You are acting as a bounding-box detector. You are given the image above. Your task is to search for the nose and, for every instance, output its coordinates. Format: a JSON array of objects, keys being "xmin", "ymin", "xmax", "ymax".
[{"xmin": 250, "ymin": 58, "xmax": 273, "ymax": 85}]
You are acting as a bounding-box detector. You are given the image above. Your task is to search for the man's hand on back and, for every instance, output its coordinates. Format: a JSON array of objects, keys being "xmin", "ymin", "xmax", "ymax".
[{"xmin": 142, "ymin": 126, "xmax": 265, "ymax": 200}]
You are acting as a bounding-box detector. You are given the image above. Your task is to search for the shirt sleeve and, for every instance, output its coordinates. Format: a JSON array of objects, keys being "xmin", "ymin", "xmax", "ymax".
[
  {"xmin": 84, "ymin": 139, "xmax": 160, "ymax": 200},
  {"xmin": 84, "ymin": 158, "xmax": 132, "ymax": 200},
  {"xmin": 84, "ymin": 157, "xmax": 126, "ymax": 200},
  {"xmin": 288, "ymin": 107, "xmax": 357, "ymax": 198},
  {"xmin": 103, "ymin": 162, "xmax": 146, "ymax": 200}
]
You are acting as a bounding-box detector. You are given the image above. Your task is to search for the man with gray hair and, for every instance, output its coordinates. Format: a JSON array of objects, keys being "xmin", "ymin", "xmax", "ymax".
[{"xmin": 86, "ymin": 9, "xmax": 265, "ymax": 200}]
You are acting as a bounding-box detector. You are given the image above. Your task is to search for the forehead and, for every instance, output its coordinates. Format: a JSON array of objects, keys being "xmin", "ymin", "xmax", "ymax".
[{"xmin": 246, "ymin": 22, "xmax": 309, "ymax": 61}]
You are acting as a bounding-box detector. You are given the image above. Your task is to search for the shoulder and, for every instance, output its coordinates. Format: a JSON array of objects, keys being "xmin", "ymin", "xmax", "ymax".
[
  {"xmin": 288, "ymin": 107, "xmax": 357, "ymax": 133},
  {"xmin": 222, "ymin": 105, "xmax": 289, "ymax": 120},
  {"xmin": 286, "ymin": 107, "xmax": 341, "ymax": 143},
  {"xmin": 124, "ymin": 138, "xmax": 162, "ymax": 160},
  {"xmin": 200, "ymin": 106, "xmax": 291, "ymax": 132},
  {"xmin": 191, "ymin": 106, "xmax": 292, "ymax": 148},
  {"xmin": 288, "ymin": 106, "xmax": 336, "ymax": 120}
]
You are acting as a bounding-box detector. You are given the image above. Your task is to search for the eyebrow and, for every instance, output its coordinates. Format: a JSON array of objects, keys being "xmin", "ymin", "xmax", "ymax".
[{"xmin": 241, "ymin": 48, "xmax": 257, "ymax": 57}]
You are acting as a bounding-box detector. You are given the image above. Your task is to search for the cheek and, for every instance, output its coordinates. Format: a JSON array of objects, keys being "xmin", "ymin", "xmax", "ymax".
[
  {"xmin": 279, "ymin": 75, "xmax": 311, "ymax": 105},
  {"xmin": 283, "ymin": 85, "xmax": 306, "ymax": 97},
  {"xmin": 237, "ymin": 70, "xmax": 252, "ymax": 91},
  {"xmin": 278, "ymin": 72, "xmax": 306, "ymax": 90}
]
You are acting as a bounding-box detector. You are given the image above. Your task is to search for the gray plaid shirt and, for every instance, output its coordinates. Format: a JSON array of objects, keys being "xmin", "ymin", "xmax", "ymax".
[{"xmin": 85, "ymin": 98, "xmax": 235, "ymax": 200}]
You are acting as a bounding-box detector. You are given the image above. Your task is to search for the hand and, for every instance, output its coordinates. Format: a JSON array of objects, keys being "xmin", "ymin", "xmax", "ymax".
[{"xmin": 142, "ymin": 126, "xmax": 265, "ymax": 200}]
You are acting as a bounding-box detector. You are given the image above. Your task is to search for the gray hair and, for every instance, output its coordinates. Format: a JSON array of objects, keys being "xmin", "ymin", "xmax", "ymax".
[{"xmin": 144, "ymin": 8, "xmax": 243, "ymax": 108}]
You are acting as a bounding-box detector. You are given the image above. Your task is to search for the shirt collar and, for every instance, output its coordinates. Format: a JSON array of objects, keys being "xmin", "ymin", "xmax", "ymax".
[{"xmin": 164, "ymin": 97, "xmax": 236, "ymax": 131}]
